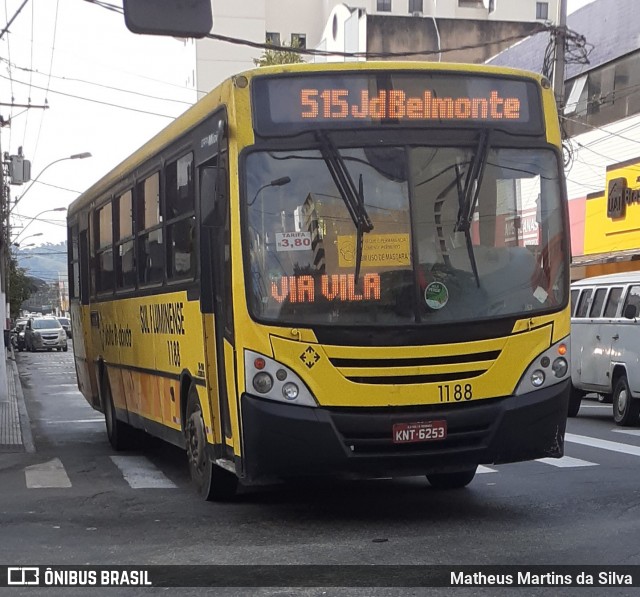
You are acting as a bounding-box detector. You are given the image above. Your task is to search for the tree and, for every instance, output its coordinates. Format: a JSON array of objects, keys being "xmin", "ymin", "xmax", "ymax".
[
  {"xmin": 253, "ymin": 39, "xmax": 305, "ymax": 67},
  {"xmin": 8, "ymin": 257, "xmax": 35, "ymax": 320}
]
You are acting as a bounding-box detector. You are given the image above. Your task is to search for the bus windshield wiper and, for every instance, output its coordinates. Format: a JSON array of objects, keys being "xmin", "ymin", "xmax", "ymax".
[
  {"xmin": 316, "ymin": 131, "xmax": 373, "ymax": 282},
  {"xmin": 454, "ymin": 129, "xmax": 491, "ymax": 288}
]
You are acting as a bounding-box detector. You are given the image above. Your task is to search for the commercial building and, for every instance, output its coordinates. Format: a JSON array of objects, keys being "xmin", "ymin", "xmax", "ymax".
[
  {"xmin": 489, "ymin": 0, "xmax": 640, "ymax": 279},
  {"xmin": 195, "ymin": 0, "xmax": 559, "ymax": 93}
]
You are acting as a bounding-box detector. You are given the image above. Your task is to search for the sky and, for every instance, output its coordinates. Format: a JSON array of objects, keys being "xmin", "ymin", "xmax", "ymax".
[{"xmin": 1, "ymin": 0, "xmax": 596, "ymax": 251}]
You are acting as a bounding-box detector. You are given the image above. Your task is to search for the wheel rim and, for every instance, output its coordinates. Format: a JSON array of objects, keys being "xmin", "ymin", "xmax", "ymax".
[
  {"xmin": 616, "ymin": 387, "xmax": 629, "ymax": 417},
  {"xmin": 186, "ymin": 406, "xmax": 207, "ymax": 483}
]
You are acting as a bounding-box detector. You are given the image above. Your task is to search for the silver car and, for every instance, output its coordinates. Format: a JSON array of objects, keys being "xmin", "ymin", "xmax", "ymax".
[{"xmin": 25, "ymin": 317, "xmax": 68, "ymax": 352}]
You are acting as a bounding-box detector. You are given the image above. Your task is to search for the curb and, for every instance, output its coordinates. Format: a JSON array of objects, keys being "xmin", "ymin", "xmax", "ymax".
[{"xmin": 9, "ymin": 354, "xmax": 36, "ymax": 453}]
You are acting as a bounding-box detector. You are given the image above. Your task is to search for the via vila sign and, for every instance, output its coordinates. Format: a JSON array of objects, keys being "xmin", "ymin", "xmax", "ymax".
[{"xmin": 608, "ymin": 177, "xmax": 640, "ymax": 219}]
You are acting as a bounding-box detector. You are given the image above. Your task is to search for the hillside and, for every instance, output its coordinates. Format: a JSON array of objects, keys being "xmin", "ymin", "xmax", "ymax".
[{"xmin": 15, "ymin": 242, "xmax": 68, "ymax": 285}]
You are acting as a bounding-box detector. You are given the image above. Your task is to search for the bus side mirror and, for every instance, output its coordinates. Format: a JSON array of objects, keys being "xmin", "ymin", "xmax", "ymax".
[
  {"xmin": 123, "ymin": 0, "xmax": 213, "ymax": 38},
  {"xmin": 624, "ymin": 304, "xmax": 637, "ymax": 320}
]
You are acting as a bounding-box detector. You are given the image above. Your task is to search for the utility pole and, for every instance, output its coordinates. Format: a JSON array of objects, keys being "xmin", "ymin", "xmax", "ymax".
[{"xmin": 552, "ymin": 0, "xmax": 568, "ymax": 110}]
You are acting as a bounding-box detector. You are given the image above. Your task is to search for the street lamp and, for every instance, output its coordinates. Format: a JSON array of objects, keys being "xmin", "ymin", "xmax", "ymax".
[
  {"xmin": 11, "ymin": 233, "xmax": 43, "ymax": 247},
  {"xmin": 10, "ymin": 152, "xmax": 92, "ymax": 214},
  {"xmin": 13, "ymin": 207, "xmax": 67, "ymax": 243}
]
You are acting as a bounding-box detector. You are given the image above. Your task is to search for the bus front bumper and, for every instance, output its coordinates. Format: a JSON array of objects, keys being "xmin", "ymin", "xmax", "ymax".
[{"xmin": 240, "ymin": 380, "xmax": 570, "ymax": 484}]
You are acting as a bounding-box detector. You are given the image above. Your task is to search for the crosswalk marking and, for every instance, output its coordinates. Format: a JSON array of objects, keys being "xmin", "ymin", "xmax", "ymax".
[
  {"xmin": 536, "ymin": 456, "xmax": 597, "ymax": 468},
  {"xmin": 565, "ymin": 432, "xmax": 640, "ymax": 457},
  {"xmin": 25, "ymin": 458, "xmax": 72, "ymax": 488},
  {"xmin": 110, "ymin": 456, "xmax": 177, "ymax": 489},
  {"xmin": 611, "ymin": 429, "xmax": 640, "ymax": 437},
  {"xmin": 477, "ymin": 465, "xmax": 497, "ymax": 474}
]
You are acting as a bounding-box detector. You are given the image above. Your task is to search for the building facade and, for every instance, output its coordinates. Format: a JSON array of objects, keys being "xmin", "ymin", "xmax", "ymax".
[
  {"xmin": 489, "ymin": 0, "xmax": 640, "ymax": 280},
  {"xmin": 196, "ymin": 0, "xmax": 558, "ymax": 93}
]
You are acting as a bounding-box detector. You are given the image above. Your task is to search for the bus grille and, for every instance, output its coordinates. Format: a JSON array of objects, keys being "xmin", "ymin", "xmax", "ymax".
[
  {"xmin": 329, "ymin": 401, "xmax": 500, "ymax": 455},
  {"xmin": 329, "ymin": 350, "xmax": 500, "ymax": 385}
]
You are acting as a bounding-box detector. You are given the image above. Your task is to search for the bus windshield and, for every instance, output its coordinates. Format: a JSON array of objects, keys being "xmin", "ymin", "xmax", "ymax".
[{"xmin": 243, "ymin": 143, "xmax": 566, "ymax": 327}]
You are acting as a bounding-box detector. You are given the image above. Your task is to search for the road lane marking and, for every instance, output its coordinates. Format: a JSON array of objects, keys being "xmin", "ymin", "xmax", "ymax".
[
  {"xmin": 110, "ymin": 456, "xmax": 177, "ymax": 489},
  {"xmin": 25, "ymin": 458, "xmax": 72, "ymax": 488},
  {"xmin": 536, "ymin": 456, "xmax": 597, "ymax": 468},
  {"xmin": 565, "ymin": 432, "xmax": 640, "ymax": 457},
  {"xmin": 579, "ymin": 404, "xmax": 612, "ymax": 409},
  {"xmin": 44, "ymin": 419, "xmax": 104, "ymax": 424},
  {"xmin": 477, "ymin": 465, "xmax": 497, "ymax": 474},
  {"xmin": 611, "ymin": 429, "xmax": 640, "ymax": 437}
]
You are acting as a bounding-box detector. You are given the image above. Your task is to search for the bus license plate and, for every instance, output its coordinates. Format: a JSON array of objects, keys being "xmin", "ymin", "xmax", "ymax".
[{"xmin": 392, "ymin": 420, "xmax": 447, "ymax": 444}]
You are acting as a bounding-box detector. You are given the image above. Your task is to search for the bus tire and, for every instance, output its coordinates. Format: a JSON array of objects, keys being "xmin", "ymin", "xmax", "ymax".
[
  {"xmin": 185, "ymin": 384, "xmax": 238, "ymax": 501},
  {"xmin": 426, "ymin": 467, "xmax": 477, "ymax": 489},
  {"xmin": 613, "ymin": 375, "xmax": 640, "ymax": 427},
  {"xmin": 102, "ymin": 373, "xmax": 135, "ymax": 451},
  {"xmin": 568, "ymin": 386, "xmax": 583, "ymax": 418}
]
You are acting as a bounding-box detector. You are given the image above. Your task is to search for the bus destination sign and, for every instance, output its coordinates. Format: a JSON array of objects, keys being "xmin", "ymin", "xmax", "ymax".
[{"xmin": 252, "ymin": 72, "xmax": 542, "ymax": 135}]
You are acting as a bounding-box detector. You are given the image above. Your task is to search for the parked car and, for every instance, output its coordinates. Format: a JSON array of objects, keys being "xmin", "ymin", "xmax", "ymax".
[
  {"xmin": 570, "ymin": 272, "xmax": 640, "ymax": 425},
  {"xmin": 25, "ymin": 317, "xmax": 68, "ymax": 352},
  {"xmin": 57, "ymin": 317, "xmax": 72, "ymax": 339},
  {"xmin": 11, "ymin": 320, "xmax": 28, "ymax": 352}
]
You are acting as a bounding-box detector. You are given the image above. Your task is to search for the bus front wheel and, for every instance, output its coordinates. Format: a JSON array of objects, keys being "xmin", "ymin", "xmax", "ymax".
[
  {"xmin": 185, "ymin": 384, "xmax": 238, "ymax": 501},
  {"xmin": 426, "ymin": 467, "xmax": 477, "ymax": 489}
]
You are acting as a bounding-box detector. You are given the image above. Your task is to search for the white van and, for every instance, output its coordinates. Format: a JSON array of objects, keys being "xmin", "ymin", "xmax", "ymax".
[{"xmin": 570, "ymin": 272, "xmax": 640, "ymax": 425}]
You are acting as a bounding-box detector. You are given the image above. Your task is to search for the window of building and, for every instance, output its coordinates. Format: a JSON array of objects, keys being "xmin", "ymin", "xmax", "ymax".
[
  {"xmin": 94, "ymin": 201, "xmax": 114, "ymax": 293},
  {"xmin": 291, "ymin": 33, "xmax": 306, "ymax": 49},
  {"xmin": 536, "ymin": 2, "xmax": 549, "ymax": 20},
  {"xmin": 409, "ymin": 0, "xmax": 423, "ymax": 13},
  {"xmin": 266, "ymin": 32, "xmax": 280, "ymax": 46},
  {"xmin": 377, "ymin": 0, "xmax": 392, "ymax": 12},
  {"xmin": 115, "ymin": 189, "xmax": 135, "ymax": 290},
  {"xmin": 458, "ymin": 0, "xmax": 483, "ymax": 7},
  {"xmin": 137, "ymin": 172, "xmax": 164, "ymax": 285},
  {"xmin": 166, "ymin": 154, "xmax": 195, "ymax": 280}
]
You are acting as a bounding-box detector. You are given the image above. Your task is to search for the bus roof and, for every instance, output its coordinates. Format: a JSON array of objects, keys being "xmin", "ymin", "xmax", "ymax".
[{"xmin": 67, "ymin": 60, "xmax": 546, "ymax": 219}]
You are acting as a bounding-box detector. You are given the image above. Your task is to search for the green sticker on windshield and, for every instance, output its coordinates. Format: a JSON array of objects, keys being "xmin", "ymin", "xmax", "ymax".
[{"xmin": 424, "ymin": 281, "xmax": 449, "ymax": 310}]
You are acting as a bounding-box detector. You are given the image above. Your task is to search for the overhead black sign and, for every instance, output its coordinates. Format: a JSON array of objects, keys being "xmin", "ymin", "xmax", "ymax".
[{"xmin": 252, "ymin": 72, "xmax": 544, "ymax": 136}]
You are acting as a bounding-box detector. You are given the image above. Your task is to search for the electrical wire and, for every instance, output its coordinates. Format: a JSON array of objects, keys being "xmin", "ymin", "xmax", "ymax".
[{"xmin": 0, "ymin": 72, "xmax": 177, "ymax": 118}]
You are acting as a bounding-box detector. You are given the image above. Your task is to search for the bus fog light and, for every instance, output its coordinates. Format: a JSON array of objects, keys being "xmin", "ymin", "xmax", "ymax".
[
  {"xmin": 276, "ymin": 369, "xmax": 287, "ymax": 381},
  {"xmin": 282, "ymin": 383, "xmax": 299, "ymax": 400},
  {"xmin": 253, "ymin": 372, "xmax": 273, "ymax": 394},
  {"xmin": 531, "ymin": 370, "xmax": 545, "ymax": 387},
  {"xmin": 552, "ymin": 358, "xmax": 568, "ymax": 378}
]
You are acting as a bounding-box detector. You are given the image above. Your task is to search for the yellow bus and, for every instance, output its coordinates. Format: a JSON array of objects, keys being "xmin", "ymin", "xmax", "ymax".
[{"xmin": 67, "ymin": 62, "xmax": 571, "ymax": 500}]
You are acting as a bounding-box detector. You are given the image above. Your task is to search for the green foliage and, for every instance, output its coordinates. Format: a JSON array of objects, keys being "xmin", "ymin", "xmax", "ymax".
[
  {"xmin": 8, "ymin": 257, "xmax": 34, "ymax": 319},
  {"xmin": 253, "ymin": 39, "xmax": 305, "ymax": 67}
]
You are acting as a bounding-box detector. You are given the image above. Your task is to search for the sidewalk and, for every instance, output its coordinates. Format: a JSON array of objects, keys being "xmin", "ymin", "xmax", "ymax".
[{"xmin": 0, "ymin": 348, "xmax": 35, "ymax": 453}]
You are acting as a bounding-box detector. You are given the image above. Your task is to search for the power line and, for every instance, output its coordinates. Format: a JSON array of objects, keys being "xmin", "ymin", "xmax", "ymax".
[
  {"xmin": 0, "ymin": 72, "xmax": 177, "ymax": 118},
  {"xmin": 0, "ymin": 57, "xmax": 194, "ymax": 106}
]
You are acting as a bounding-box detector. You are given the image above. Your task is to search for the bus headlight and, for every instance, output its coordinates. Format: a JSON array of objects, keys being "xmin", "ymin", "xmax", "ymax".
[
  {"xmin": 531, "ymin": 370, "xmax": 545, "ymax": 387},
  {"xmin": 245, "ymin": 350, "xmax": 318, "ymax": 407},
  {"xmin": 282, "ymin": 383, "xmax": 299, "ymax": 400},
  {"xmin": 552, "ymin": 357, "xmax": 568, "ymax": 378},
  {"xmin": 514, "ymin": 336, "xmax": 571, "ymax": 396},
  {"xmin": 253, "ymin": 372, "xmax": 273, "ymax": 394}
]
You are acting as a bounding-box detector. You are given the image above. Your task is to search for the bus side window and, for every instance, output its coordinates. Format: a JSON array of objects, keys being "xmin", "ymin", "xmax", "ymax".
[
  {"xmin": 589, "ymin": 287, "xmax": 607, "ymax": 318},
  {"xmin": 575, "ymin": 288, "xmax": 593, "ymax": 318},
  {"xmin": 137, "ymin": 172, "xmax": 164, "ymax": 285},
  {"xmin": 603, "ymin": 287, "xmax": 623, "ymax": 318}
]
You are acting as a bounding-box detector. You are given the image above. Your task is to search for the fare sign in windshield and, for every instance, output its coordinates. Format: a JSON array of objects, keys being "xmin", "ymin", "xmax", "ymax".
[{"xmin": 252, "ymin": 71, "xmax": 543, "ymax": 135}]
